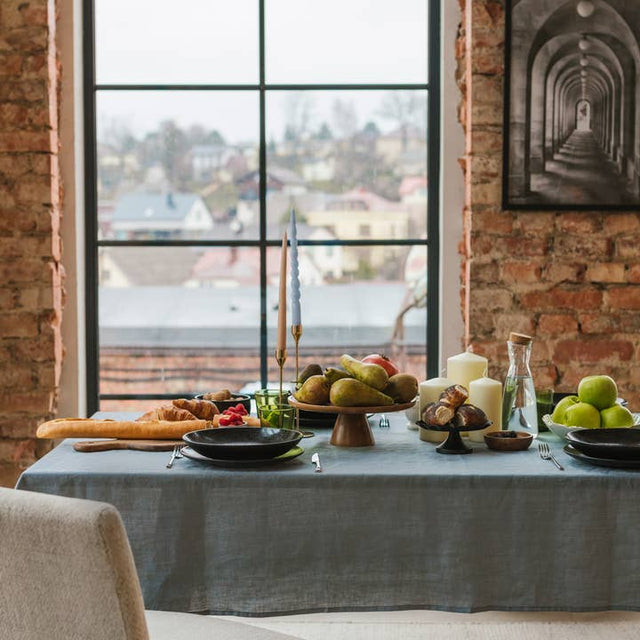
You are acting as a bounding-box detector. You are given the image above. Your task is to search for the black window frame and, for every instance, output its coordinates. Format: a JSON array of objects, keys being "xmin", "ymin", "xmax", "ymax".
[{"xmin": 83, "ymin": 0, "xmax": 441, "ymax": 414}]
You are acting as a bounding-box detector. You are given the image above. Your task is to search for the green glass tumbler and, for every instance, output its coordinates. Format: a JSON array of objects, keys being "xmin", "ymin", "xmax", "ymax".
[
  {"xmin": 536, "ymin": 388, "xmax": 554, "ymax": 432},
  {"xmin": 257, "ymin": 403, "xmax": 295, "ymax": 430}
]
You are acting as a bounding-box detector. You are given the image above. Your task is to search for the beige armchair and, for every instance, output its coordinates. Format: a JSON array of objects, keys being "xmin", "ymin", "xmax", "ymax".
[{"xmin": 0, "ymin": 488, "xmax": 299, "ymax": 640}]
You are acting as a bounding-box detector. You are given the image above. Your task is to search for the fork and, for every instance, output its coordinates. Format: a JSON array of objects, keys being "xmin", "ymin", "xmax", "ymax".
[
  {"xmin": 166, "ymin": 445, "xmax": 182, "ymax": 469},
  {"xmin": 379, "ymin": 414, "xmax": 390, "ymax": 429},
  {"xmin": 538, "ymin": 441, "xmax": 564, "ymax": 471}
]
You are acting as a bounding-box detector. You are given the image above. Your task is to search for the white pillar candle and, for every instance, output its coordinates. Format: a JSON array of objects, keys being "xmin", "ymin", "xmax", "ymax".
[
  {"xmin": 418, "ymin": 377, "xmax": 453, "ymax": 443},
  {"xmin": 447, "ymin": 351, "xmax": 488, "ymax": 392},
  {"xmin": 468, "ymin": 376, "xmax": 503, "ymax": 442}
]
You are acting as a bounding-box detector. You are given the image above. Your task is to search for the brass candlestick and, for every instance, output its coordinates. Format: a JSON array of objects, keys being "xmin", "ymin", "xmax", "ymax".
[
  {"xmin": 291, "ymin": 324, "xmax": 313, "ymax": 438},
  {"xmin": 275, "ymin": 347, "xmax": 287, "ymax": 400},
  {"xmin": 291, "ymin": 324, "xmax": 303, "ymax": 386}
]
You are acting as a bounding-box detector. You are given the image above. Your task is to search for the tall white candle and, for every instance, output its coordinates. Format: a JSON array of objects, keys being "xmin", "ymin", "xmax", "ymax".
[
  {"xmin": 447, "ymin": 351, "xmax": 488, "ymax": 392},
  {"xmin": 289, "ymin": 209, "xmax": 301, "ymax": 326},
  {"xmin": 418, "ymin": 377, "xmax": 453, "ymax": 444},
  {"xmin": 277, "ymin": 231, "xmax": 287, "ymax": 352},
  {"xmin": 468, "ymin": 376, "xmax": 503, "ymax": 442}
]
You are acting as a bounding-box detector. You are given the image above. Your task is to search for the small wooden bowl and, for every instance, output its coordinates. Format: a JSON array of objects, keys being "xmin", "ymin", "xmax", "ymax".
[{"xmin": 484, "ymin": 430, "xmax": 533, "ymax": 451}]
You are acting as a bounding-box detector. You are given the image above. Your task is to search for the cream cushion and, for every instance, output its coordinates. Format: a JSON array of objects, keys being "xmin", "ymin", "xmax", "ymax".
[{"xmin": 0, "ymin": 488, "xmax": 299, "ymax": 640}]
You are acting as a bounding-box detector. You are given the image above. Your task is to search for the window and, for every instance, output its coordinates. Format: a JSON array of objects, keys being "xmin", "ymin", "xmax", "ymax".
[{"xmin": 85, "ymin": 0, "xmax": 440, "ymax": 413}]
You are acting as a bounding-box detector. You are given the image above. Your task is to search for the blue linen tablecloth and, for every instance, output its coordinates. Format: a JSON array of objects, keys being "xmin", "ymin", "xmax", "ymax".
[{"xmin": 16, "ymin": 413, "xmax": 640, "ymax": 615}]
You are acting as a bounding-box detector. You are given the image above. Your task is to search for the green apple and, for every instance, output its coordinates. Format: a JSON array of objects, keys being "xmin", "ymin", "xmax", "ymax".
[
  {"xmin": 564, "ymin": 402, "xmax": 601, "ymax": 429},
  {"xmin": 551, "ymin": 395, "xmax": 579, "ymax": 424},
  {"xmin": 578, "ymin": 375, "xmax": 618, "ymax": 410},
  {"xmin": 600, "ymin": 404, "xmax": 635, "ymax": 428}
]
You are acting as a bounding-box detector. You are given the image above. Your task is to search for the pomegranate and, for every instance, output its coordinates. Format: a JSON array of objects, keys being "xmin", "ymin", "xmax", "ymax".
[{"xmin": 361, "ymin": 354, "xmax": 399, "ymax": 377}]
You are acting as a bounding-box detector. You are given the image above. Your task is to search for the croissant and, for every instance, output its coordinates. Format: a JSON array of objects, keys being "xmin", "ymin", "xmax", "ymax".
[
  {"xmin": 172, "ymin": 398, "xmax": 219, "ymax": 420},
  {"xmin": 422, "ymin": 402, "xmax": 455, "ymax": 427},
  {"xmin": 454, "ymin": 404, "xmax": 488, "ymax": 427},
  {"xmin": 439, "ymin": 385, "xmax": 469, "ymax": 409},
  {"xmin": 137, "ymin": 405, "xmax": 197, "ymax": 422}
]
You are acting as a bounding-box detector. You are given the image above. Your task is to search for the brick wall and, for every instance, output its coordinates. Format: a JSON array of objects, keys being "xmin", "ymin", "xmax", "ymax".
[
  {"xmin": 0, "ymin": 0, "xmax": 63, "ymax": 486},
  {"xmin": 458, "ymin": 0, "xmax": 640, "ymax": 404}
]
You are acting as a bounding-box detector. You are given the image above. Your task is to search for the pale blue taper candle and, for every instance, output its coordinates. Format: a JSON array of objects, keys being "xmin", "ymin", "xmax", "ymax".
[{"xmin": 289, "ymin": 209, "xmax": 301, "ymax": 326}]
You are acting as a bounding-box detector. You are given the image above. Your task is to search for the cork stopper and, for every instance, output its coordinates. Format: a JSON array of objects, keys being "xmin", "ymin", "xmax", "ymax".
[{"xmin": 509, "ymin": 332, "xmax": 532, "ymax": 345}]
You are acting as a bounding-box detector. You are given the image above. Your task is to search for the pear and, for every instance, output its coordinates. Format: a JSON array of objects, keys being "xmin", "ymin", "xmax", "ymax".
[
  {"xmin": 298, "ymin": 363, "xmax": 323, "ymax": 385},
  {"xmin": 385, "ymin": 374, "xmax": 419, "ymax": 403},
  {"xmin": 340, "ymin": 354, "xmax": 389, "ymax": 391},
  {"xmin": 293, "ymin": 375, "xmax": 330, "ymax": 405},
  {"xmin": 330, "ymin": 378, "xmax": 394, "ymax": 407},
  {"xmin": 324, "ymin": 367, "xmax": 352, "ymax": 386}
]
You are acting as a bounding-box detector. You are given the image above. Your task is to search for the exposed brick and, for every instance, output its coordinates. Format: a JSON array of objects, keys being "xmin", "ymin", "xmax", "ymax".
[
  {"xmin": 471, "ymin": 209, "xmax": 513, "ymax": 234},
  {"xmin": 585, "ymin": 263, "xmax": 626, "ymax": 283},
  {"xmin": 501, "ymin": 261, "xmax": 542, "ymax": 284},
  {"xmin": 514, "ymin": 212, "xmax": 556, "ymax": 233},
  {"xmin": 469, "ymin": 287, "xmax": 513, "ymax": 311},
  {"xmin": 0, "ymin": 311, "xmax": 38, "ymax": 337},
  {"xmin": 602, "ymin": 213, "xmax": 640, "ymax": 235},
  {"xmin": 0, "ymin": 131, "xmax": 52, "ymax": 152},
  {"xmin": 520, "ymin": 288, "xmax": 603, "ymax": 310},
  {"xmin": 470, "ymin": 129, "xmax": 502, "ymax": 154},
  {"xmin": 541, "ymin": 262, "xmax": 585, "ymax": 284},
  {"xmin": 616, "ymin": 237, "xmax": 640, "ymax": 259},
  {"xmin": 553, "ymin": 340, "xmax": 635, "ymax": 364},
  {"xmin": 606, "ymin": 287, "xmax": 640, "ymax": 310},
  {"xmin": 0, "ymin": 366, "xmax": 33, "ymax": 389},
  {"xmin": 0, "ymin": 0, "xmax": 62, "ymax": 482},
  {"xmin": 537, "ymin": 314, "xmax": 578, "ymax": 335},
  {"xmin": 556, "ymin": 212, "xmax": 601, "ymax": 235},
  {"xmin": 553, "ymin": 235, "xmax": 611, "ymax": 260},
  {"xmin": 627, "ymin": 264, "xmax": 640, "ymax": 283}
]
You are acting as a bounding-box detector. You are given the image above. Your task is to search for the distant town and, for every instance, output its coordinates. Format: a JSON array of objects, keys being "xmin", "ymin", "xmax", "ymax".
[{"xmin": 95, "ymin": 93, "xmax": 430, "ymax": 402}]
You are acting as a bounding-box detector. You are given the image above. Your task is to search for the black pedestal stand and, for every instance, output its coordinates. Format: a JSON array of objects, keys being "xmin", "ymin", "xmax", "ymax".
[{"xmin": 416, "ymin": 420, "xmax": 491, "ymax": 454}]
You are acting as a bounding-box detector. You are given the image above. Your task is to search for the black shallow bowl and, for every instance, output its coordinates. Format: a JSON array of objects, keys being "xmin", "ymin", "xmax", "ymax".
[
  {"xmin": 298, "ymin": 407, "xmax": 338, "ymax": 421},
  {"xmin": 194, "ymin": 393, "xmax": 252, "ymax": 415},
  {"xmin": 566, "ymin": 428, "xmax": 640, "ymax": 460},
  {"xmin": 183, "ymin": 427, "xmax": 303, "ymax": 461}
]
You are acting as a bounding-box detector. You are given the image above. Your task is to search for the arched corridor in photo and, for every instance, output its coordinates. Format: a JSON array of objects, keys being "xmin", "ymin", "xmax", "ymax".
[{"xmin": 507, "ymin": 0, "xmax": 640, "ymax": 206}]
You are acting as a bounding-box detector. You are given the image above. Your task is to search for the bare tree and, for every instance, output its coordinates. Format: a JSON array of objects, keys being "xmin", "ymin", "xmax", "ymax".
[
  {"xmin": 282, "ymin": 92, "xmax": 315, "ymax": 143},
  {"xmin": 378, "ymin": 91, "xmax": 427, "ymax": 151},
  {"xmin": 331, "ymin": 99, "xmax": 358, "ymax": 140}
]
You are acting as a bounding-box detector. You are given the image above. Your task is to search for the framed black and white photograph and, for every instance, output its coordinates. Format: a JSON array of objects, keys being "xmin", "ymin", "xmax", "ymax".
[{"xmin": 504, "ymin": 0, "xmax": 640, "ymax": 209}]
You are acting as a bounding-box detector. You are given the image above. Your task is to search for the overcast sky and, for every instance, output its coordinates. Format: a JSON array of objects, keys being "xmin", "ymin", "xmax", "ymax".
[{"xmin": 95, "ymin": 0, "xmax": 428, "ymax": 144}]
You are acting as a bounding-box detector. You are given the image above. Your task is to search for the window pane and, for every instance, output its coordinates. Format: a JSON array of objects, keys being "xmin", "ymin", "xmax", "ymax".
[
  {"xmin": 265, "ymin": 245, "xmax": 427, "ymax": 383},
  {"xmin": 266, "ymin": 0, "xmax": 428, "ymax": 84},
  {"xmin": 266, "ymin": 90, "xmax": 427, "ymax": 239},
  {"xmin": 95, "ymin": 0, "xmax": 258, "ymax": 84},
  {"xmin": 99, "ymin": 247, "xmax": 261, "ymax": 400},
  {"xmin": 96, "ymin": 91, "xmax": 259, "ymax": 240}
]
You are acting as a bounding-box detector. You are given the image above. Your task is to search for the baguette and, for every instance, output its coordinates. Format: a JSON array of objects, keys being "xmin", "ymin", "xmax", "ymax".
[{"xmin": 36, "ymin": 418, "xmax": 208, "ymax": 440}]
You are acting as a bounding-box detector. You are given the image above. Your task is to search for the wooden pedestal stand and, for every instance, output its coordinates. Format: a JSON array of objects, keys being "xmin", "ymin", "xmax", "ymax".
[{"xmin": 288, "ymin": 398, "xmax": 415, "ymax": 447}]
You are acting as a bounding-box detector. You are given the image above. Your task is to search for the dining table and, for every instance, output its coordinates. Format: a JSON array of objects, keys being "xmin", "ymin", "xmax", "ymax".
[{"xmin": 15, "ymin": 412, "xmax": 640, "ymax": 616}]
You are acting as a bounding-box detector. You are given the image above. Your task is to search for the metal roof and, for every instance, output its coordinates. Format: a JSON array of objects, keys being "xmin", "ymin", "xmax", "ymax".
[{"xmin": 111, "ymin": 192, "xmax": 202, "ymax": 223}]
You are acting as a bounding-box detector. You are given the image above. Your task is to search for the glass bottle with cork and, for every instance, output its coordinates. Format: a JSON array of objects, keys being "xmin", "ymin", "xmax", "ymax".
[{"xmin": 501, "ymin": 332, "xmax": 537, "ymax": 436}]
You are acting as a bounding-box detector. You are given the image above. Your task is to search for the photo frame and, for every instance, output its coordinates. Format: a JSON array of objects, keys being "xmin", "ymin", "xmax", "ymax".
[{"xmin": 503, "ymin": 0, "xmax": 640, "ymax": 210}]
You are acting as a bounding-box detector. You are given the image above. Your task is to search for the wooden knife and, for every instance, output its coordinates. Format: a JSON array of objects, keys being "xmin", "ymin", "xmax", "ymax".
[{"xmin": 73, "ymin": 439, "xmax": 184, "ymax": 453}]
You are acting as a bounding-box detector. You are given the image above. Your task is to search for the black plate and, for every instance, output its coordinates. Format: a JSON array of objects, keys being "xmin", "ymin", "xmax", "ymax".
[
  {"xmin": 181, "ymin": 445, "xmax": 304, "ymax": 467},
  {"xmin": 564, "ymin": 444, "xmax": 640, "ymax": 469},
  {"xmin": 183, "ymin": 427, "xmax": 303, "ymax": 460},
  {"xmin": 566, "ymin": 428, "xmax": 640, "ymax": 460}
]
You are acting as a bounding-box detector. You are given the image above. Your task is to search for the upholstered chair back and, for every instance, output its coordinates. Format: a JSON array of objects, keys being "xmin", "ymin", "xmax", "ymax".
[{"xmin": 0, "ymin": 488, "xmax": 149, "ymax": 640}]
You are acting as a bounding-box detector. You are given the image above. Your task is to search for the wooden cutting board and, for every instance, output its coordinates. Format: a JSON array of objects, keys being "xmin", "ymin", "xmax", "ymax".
[{"xmin": 73, "ymin": 439, "xmax": 184, "ymax": 452}]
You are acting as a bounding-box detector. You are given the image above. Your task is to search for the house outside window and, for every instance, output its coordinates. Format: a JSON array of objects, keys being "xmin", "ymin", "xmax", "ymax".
[{"xmin": 86, "ymin": 0, "xmax": 440, "ymax": 412}]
